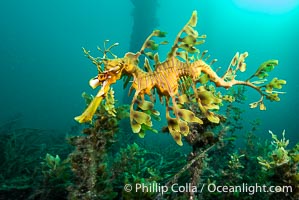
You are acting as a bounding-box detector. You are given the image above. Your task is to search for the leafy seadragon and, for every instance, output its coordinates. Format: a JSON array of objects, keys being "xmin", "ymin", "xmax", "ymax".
[{"xmin": 75, "ymin": 11, "xmax": 286, "ymax": 145}]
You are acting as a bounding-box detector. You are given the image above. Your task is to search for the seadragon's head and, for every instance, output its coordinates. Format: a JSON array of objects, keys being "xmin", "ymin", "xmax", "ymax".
[
  {"xmin": 75, "ymin": 41, "xmax": 128, "ymax": 123},
  {"xmin": 89, "ymin": 59, "xmax": 125, "ymax": 89}
]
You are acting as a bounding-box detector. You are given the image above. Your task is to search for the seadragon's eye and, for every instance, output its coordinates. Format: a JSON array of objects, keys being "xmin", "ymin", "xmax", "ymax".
[{"xmin": 98, "ymin": 73, "xmax": 107, "ymax": 81}]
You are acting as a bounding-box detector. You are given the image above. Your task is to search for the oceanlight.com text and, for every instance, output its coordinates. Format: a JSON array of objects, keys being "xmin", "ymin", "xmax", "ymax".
[{"xmin": 123, "ymin": 182, "xmax": 293, "ymax": 195}]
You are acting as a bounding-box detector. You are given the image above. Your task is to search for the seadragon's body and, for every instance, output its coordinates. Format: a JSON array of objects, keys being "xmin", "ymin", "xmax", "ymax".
[{"xmin": 75, "ymin": 11, "xmax": 286, "ymax": 145}]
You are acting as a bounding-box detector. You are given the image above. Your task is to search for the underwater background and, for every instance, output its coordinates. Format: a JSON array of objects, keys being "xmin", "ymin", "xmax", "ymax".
[{"xmin": 0, "ymin": 0, "xmax": 298, "ymax": 199}]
